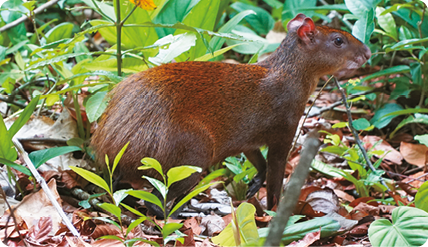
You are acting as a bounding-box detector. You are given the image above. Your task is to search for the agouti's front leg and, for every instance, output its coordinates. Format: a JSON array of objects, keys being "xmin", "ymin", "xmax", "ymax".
[
  {"xmin": 245, "ymin": 149, "xmax": 267, "ymax": 199},
  {"xmin": 266, "ymin": 144, "xmax": 289, "ymax": 209}
]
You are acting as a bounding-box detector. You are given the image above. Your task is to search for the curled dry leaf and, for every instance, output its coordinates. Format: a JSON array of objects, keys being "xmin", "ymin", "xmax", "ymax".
[
  {"xmin": 362, "ymin": 136, "xmax": 403, "ymax": 164},
  {"xmin": 306, "ymin": 188, "xmax": 340, "ymax": 215},
  {"xmin": 183, "ymin": 217, "xmax": 202, "ymax": 235},
  {"xmin": 287, "ymin": 230, "xmax": 321, "ymax": 247},
  {"xmin": 400, "ymin": 142, "xmax": 428, "ymax": 167}
]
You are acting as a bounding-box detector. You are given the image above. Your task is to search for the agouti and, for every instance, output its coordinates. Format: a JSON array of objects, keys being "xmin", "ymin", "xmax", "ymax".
[{"xmin": 91, "ymin": 14, "xmax": 371, "ymax": 216}]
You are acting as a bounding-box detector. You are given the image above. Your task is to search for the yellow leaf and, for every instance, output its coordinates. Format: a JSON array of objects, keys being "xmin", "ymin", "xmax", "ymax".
[{"xmin": 129, "ymin": 0, "xmax": 157, "ymax": 10}]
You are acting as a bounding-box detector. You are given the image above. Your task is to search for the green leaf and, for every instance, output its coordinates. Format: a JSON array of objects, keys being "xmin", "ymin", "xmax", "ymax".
[
  {"xmin": 258, "ymin": 216, "xmax": 341, "ymax": 245},
  {"xmin": 69, "ymin": 166, "xmax": 111, "ymax": 194},
  {"xmin": 42, "ymin": 22, "xmax": 74, "ymax": 44},
  {"xmin": 390, "ymin": 115, "xmax": 428, "ymax": 139},
  {"xmin": 0, "ymin": 158, "xmax": 31, "ymax": 176},
  {"xmin": 212, "ymin": 203, "xmax": 259, "ymax": 246},
  {"xmin": 230, "ymin": 2, "xmax": 274, "ymax": 35},
  {"xmin": 85, "ymin": 91, "xmax": 109, "ymax": 123},
  {"xmin": 162, "ymin": 222, "xmax": 183, "ymax": 239},
  {"xmin": 113, "ymin": 189, "xmax": 131, "ymax": 206},
  {"xmin": 352, "ymin": 8, "xmax": 375, "ymax": 45},
  {"xmin": 126, "ymin": 190, "xmax": 164, "ymax": 210},
  {"xmin": 167, "ymin": 166, "xmax": 202, "ymax": 188},
  {"xmin": 368, "ymin": 206, "xmax": 428, "ymax": 247},
  {"xmin": 0, "ymin": 115, "xmax": 18, "ymax": 161},
  {"xmin": 360, "ymin": 65, "xmax": 410, "ymax": 83},
  {"xmin": 144, "ymin": 176, "xmax": 168, "ymax": 199},
  {"xmin": 198, "ymin": 168, "xmax": 227, "ymax": 186},
  {"xmin": 382, "ymin": 108, "xmax": 428, "ymax": 119},
  {"xmin": 209, "ymin": 10, "xmax": 255, "ymax": 52},
  {"xmin": 195, "ymin": 44, "xmax": 243, "ymax": 61},
  {"xmin": 81, "ymin": 0, "xmax": 116, "ymax": 21},
  {"xmin": 29, "ymin": 146, "xmax": 81, "ymax": 168},
  {"xmin": 121, "ymin": 203, "xmax": 146, "ymax": 217},
  {"xmin": 140, "ymin": 157, "xmax": 163, "ymax": 176},
  {"xmin": 126, "ymin": 217, "xmax": 146, "ymax": 236},
  {"xmin": 174, "ymin": 0, "xmax": 220, "ymax": 61},
  {"xmin": 375, "ymin": 7, "xmax": 397, "ymax": 40},
  {"xmin": 416, "ymin": 181, "xmax": 428, "ymax": 213},
  {"xmin": 410, "ymin": 62, "xmax": 422, "ymax": 85},
  {"xmin": 9, "ymin": 95, "xmax": 40, "ymax": 137},
  {"xmin": 98, "ymin": 203, "xmax": 122, "ymax": 218},
  {"xmin": 149, "ymin": 33, "xmax": 196, "ymax": 65},
  {"xmin": 415, "ymin": 134, "xmax": 428, "ymax": 147},
  {"xmin": 352, "ymin": 118, "xmax": 372, "ymax": 130},
  {"xmin": 112, "ymin": 142, "xmax": 129, "ymax": 174},
  {"xmin": 169, "ymin": 181, "xmax": 222, "ymax": 217},
  {"xmin": 370, "ymin": 103, "xmax": 403, "ymax": 129},
  {"xmin": 282, "ymin": 0, "xmax": 317, "ymax": 21}
]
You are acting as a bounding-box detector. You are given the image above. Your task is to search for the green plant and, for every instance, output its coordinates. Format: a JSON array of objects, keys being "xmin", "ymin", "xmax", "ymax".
[
  {"xmin": 368, "ymin": 206, "xmax": 428, "ymax": 247},
  {"xmin": 314, "ymin": 130, "xmax": 389, "ymax": 197}
]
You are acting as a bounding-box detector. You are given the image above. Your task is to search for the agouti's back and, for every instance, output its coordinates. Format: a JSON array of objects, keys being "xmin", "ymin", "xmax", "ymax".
[{"xmin": 91, "ymin": 14, "xmax": 371, "ymax": 216}]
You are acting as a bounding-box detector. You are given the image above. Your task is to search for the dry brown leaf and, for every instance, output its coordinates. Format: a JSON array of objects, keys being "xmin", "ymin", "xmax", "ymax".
[
  {"xmin": 183, "ymin": 217, "xmax": 202, "ymax": 235},
  {"xmin": 363, "ymin": 136, "xmax": 403, "ymax": 164},
  {"xmin": 26, "ymin": 217, "xmax": 52, "ymax": 244},
  {"xmin": 91, "ymin": 238, "xmax": 125, "ymax": 247},
  {"xmin": 12, "ymin": 179, "xmax": 62, "ymax": 234},
  {"xmin": 288, "ymin": 231, "xmax": 320, "ymax": 247},
  {"xmin": 400, "ymin": 142, "xmax": 428, "ymax": 167},
  {"xmin": 333, "ymin": 189, "xmax": 355, "ymax": 203},
  {"xmin": 200, "ymin": 214, "xmax": 225, "ymax": 236},
  {"xmin": 176, "ymin": 228, "xmax": 196, "ymax": 247},
  {"xmin": 91, "ymin": 224, "xmax": 122, "ymax": 239},
  {"xmin": 402, "ymin": 171, "xmax": 428, "ymax": 188},
  {"xmin": 306, "ymin": 188, "xmax": 339, "ymax": 214}
]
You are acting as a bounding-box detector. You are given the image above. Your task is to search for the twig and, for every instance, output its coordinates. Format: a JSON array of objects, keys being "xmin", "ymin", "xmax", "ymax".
[
  {"xmin": 0, "ymin": 188, "xmax": 28, "ymax": 246},
  {"xmin": 0, "ymin": 0, "xmax": 60, "ymax": 33},
  {"xmin": 11, "ymin": 138, "xmax": 80, "ymax": 237},
  {"xmin": 264, "ymin": 129, "xmax": 321, "ymax": 247},
  {"xmin": 333, "ymin": 77, "xmax": 390, "ymax": 191}
]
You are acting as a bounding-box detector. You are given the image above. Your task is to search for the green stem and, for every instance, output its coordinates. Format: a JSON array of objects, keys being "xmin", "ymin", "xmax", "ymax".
[
  {"xmin": 115, "ymin": 0, "xmax": 122, "ymax": 76},
  {"xmin": 121, "ymin": 5, "xmax": 137, "ymax": 26}
]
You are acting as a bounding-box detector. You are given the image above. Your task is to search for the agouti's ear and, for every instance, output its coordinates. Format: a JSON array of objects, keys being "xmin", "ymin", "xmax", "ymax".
[
  {"xmin": 297, "ymin": 17, "xmax": 316, "ymax": 44},
  {"xmin": 287, "ymin": 13, "xmax": 307, "ymax": 32}
]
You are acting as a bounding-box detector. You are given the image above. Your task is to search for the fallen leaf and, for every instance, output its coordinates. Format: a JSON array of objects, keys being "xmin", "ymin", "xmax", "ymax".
[
  {"xmin": 363, "ymin": 136, "xmax": 403, "ymax": 164},
  {"xmin": 400, "ymin": 142, "xmax": 428, "ymax": 167}
]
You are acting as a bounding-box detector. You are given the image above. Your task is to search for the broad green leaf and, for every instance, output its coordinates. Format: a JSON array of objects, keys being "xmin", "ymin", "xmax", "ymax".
[
  {"xmin": 167, "ymin": 166, "xmax": 202, "ymax": 188},
  {"xmin": 81, "ymin": 0, "xmax": 116, "ymax": 21},
  {"xmin": 27, "ymin": 52, "xmax": 100, "ymax": 70},
  {"xmin": 345, "ymin": 0, "xmax": 375, "ymax": 17},
  {"xmin": 368, "ymin": 206, "xmax": 428, "ymax": 247},
  {"xmin": 121, "ymin": 203, "xmax": 147, "ymax": 217},
  {"xmin": 149, "ymin": 33, "xmax": 196, "ymax": 65},
  {"xmin": 112, "ymin": 142, "xmax": 130, "ymax": 174},
  {"xmin": 0, "ymin": 115, "xmax": 17, "ymax": 161},
  {"xmin": 209, "ymin": 10, "xmax": 255, "ymax": 52},
  {"xmin": 320, "ymin": 146, "xmax": 347, "ymax": 156},
  {"xmin": 390, "ymin": 115, "xmax": 428, "ymax": 138},
  {"xmin": 416, "ymin": 181, "xmax": 428, "ymax": 212},
  {"xmin": 410, "ymin": 62, "xmax": 422, "ymax": 85},
  {"xmin": 0, "ymin": 158, "xmax": 30, "ymax": 176},
  {"xmin": 258, "ymin": 216, "xmax": 341, "ymax": 245},
  {"xmin": 352, "ymin": 118, "xmax": 372, "ymax": 130},
  {"xmin": 375, "ymin": 7, "xmax": 397, "ymax": 40},
  {"xmin": 98, "ymin": 203, "xmax": 121, "ymax": 219},
  {"xmin": 388, "ymin": 37, "xmax": 428, "ymax": 51},
  {"xmin": 85, "ymin": 91, "xmax": 109, "ymax": 123},
  {"xmin": 45, "ymin": 94, "xmax": 60, "ymax": 106},
  {"xmin": 69, "ymin": 166, "xmax": 111, "ymax": 194},
  {"xmin": 195, "ymin": 44, "xmax": 243, "ymax": 61},
  {"xmin": 113, "ymin": 189, "xmax": 131, "ymax": 206},
  {"xmin": 212, "ymin": 203, "xmax": 259, "ymax": 246},
  {"xmin": 42, "ymin": 22, "xmax": 74, "ymax": 44},
  {"xmin": 29, "ymin": 146, "xmax": 82, "ymax": 168},
  {"xmin": 383, "ymin": 108, "xmax": 428, "ymax": 118},
  {"xmin": 126, "ymin": 217, "xmax": 146, "ymax": 236},
  {"xmin": 174, "ymin": 0, "xmax": 220, "ymax": 61},
  {"xmin": 127, "ymin": 190, "xmax": 164, "ymax": 210},
  {"xmin": 415, "ymin": 134, "xmax": 428, "ymax": 147},
  {"xmin": 198, "ymin": 168, "xmax": 227, "ymax": 186},
  {"xmin": 282, "ymin": 0, "xmax": 317, "ymax": 21},
  {"xmin": 9, "ymin": 95, "xmax": 40, "ymax": 137},
  {"xmin": 352, "ymin": 8, "xmax": 375, "ymax": 45},
  {"xmin": 140, "ymin": 157, "xmax": 163, "ymax": 176},
  {"xmin": 143, "ymin": 176, "xmax": 168, "ymax": 199},
  {"xmin": 370, "ymin": 103, "xmax": 403, "ymax": 129},
  {"xmin": 84, "ymin": 57, "xmax": 148, "ymax": 73},
  {"xmin": 162, "ymin": 222, "xmax": 183, "ymax": 239},
  {"xmin": 169, "ymin": 181, "xmax": 222, "ymax": 217},
  {"xmin": 226, "ymin": 25, "xmax": 268, "ymax": 54},
  {"xmin": 230, "ymin": 2, "xmax": 274, "ymax": 35}
]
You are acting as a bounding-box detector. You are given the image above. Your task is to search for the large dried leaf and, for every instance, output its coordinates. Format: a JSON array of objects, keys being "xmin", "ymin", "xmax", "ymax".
[
  {"xmin": 363, "ymin": 136, "xmax": 403, "ymax": 164},
  {"xmin": 400, "ymin": 142, "xmax": 428, "ymax": 167}
]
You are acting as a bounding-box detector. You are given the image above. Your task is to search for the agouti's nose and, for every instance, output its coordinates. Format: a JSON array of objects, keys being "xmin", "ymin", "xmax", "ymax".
[{"xmin": 363, "ymin": 46, "xmax": 371, "ymax": 60}]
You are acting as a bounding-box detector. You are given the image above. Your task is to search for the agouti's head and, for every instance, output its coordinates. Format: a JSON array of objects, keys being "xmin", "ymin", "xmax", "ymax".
[{"xmin": 287, "ymin": 13, "xmax": 371, "ymax": 78}]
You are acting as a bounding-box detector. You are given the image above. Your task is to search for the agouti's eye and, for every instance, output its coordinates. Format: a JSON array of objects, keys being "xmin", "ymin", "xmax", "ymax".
[{"xmin": 334, "ymin": 37, "xmax": 344, "ymax": 46}]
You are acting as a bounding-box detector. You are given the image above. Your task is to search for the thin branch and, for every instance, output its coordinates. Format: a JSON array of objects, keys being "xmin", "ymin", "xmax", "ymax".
[
  {"xmin": 333, "ymin": 77, "xmax": 390, "ymax": 191},
  {"xmin": 264, "ymin": 129, "xmax": 321, "ymax": 247},
  {"xmin": 12, "ymin": 138, "xmax": 80, "ymax": 237},
  {"xmin": 0, "ymin": 0, "xmax": 60, "ymax": 32}
]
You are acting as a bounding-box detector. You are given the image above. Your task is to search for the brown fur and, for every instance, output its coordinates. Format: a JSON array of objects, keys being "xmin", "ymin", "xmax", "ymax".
[{"xmin": 91, "ymin": 14, "xmax": 371, "ymax": 215}]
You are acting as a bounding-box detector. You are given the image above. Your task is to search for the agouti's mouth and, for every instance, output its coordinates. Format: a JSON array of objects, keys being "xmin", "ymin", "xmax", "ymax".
[{"xmin": 334, "ymin": 47, "xmax": 371, "ymax": 79}]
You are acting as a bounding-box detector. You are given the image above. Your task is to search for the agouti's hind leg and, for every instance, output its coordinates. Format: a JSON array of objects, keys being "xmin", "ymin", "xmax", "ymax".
[{"xmin": 245, "ymin": 149, "xmax": 267, "ymax": 199}]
